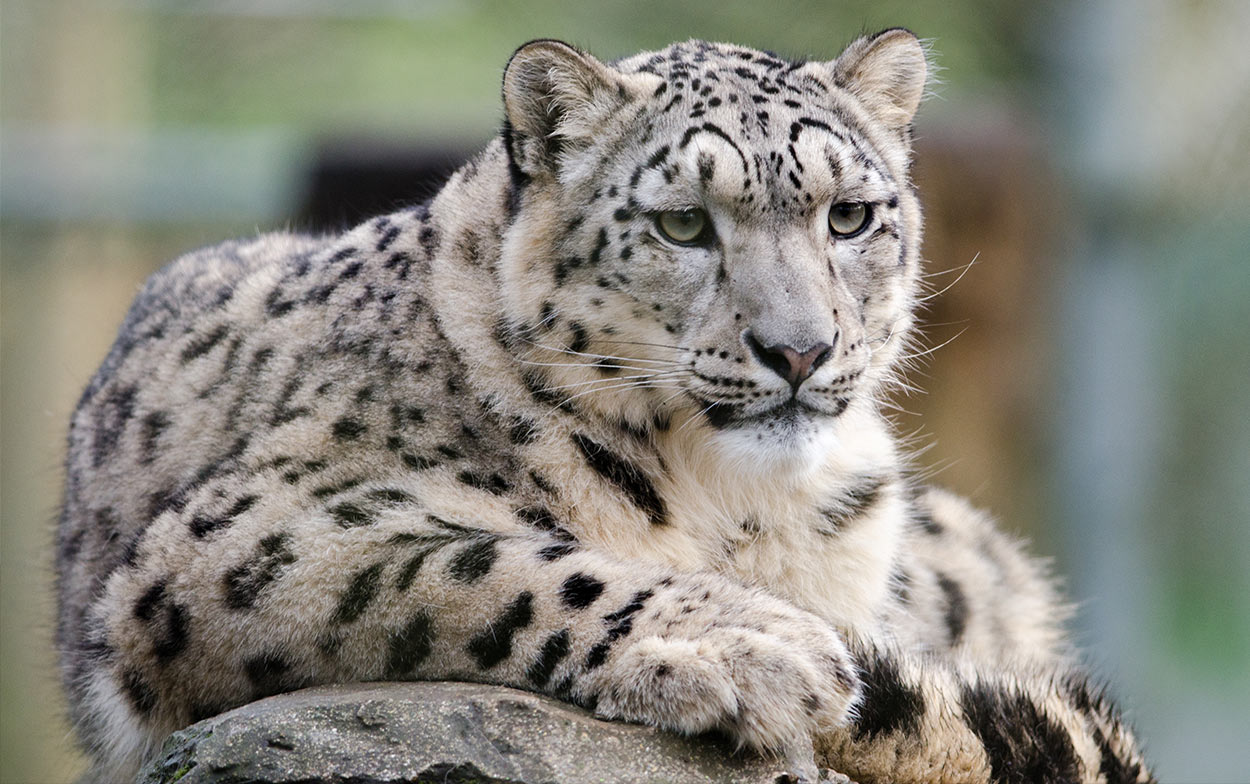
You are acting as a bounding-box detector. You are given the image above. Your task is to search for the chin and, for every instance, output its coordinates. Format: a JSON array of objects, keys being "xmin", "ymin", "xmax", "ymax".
[{"xmin": 706, "ymin": 402, "xmax": 843, "ymax": 477}]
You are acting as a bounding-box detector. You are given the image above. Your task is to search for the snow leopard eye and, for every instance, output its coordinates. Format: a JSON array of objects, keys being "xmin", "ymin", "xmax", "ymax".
[
  {"xmin": 828, "ymin": 202, "xmax": 871, "ymax": 238},
  {"xmin": 655, "ymin": 209, "xmax": 711, "ymax": 245}
]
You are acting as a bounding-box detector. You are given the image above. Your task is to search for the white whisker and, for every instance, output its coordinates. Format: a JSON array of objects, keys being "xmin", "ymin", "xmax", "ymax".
[
  {"xmin": 590, "ymin": 338, "xmax": 695, "ymax": 353},
  {"xmin": 876, "ymin": 398, "xmax": 921, "ymax": 417},
  {"xmin": 899, "ymin": 327, "xmax": 968, "ymax": 362},
  {"xmin": 657, "ymin": 388, "xmax": 688, "ymax": 404},
  {"xmin": 530, "ymin": 379, "xmax": 685, "ymax": 424},
  {"xmin": 868, "ymin": 320, "xmax": 898, "ymax": 347},
  {"xmin": 676, "ymin": 401, "xmax": 717, "ymax": 434},
  {"xmin": 917, "ymin": 252, "xmax": 978, "ymax": 303},
  {"xmin": 561, "ymin": 379, "xmax": 683, "ymax": 403},
  {"xmin": 517, "ymin": 357, "xmax": 684, "ymax": 373},
  {"xmin": 520, "ymin": 337, "xmax": 686, "ymax": 367},
  {"xmin": 537, "ymin": 370, "xmax": 691, "ymax": 394}
]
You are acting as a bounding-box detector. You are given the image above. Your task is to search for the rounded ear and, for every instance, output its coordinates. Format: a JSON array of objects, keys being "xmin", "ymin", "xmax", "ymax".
[
  {"xmin": 502, "ymin": 39, "xmax": 630, "ymax": 177},
  {"xmin": 826, "ymin": 28, "xmax": 928, "ymax": 131}
]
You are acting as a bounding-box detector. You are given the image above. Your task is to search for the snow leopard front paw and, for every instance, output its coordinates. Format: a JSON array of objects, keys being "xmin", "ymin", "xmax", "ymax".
[{"xmin": 585, "ymin": 583, "xmax": 860, "ymax": 767}]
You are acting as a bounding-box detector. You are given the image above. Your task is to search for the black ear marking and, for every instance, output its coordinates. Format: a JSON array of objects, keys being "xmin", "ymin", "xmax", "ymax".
[
  {"xmin": 502, "ymin": 40, "xmax": 662, "ymax": 178},
  {"xmin": 502, "ymin": 40, "xmax": 621, "ymax": 176}
]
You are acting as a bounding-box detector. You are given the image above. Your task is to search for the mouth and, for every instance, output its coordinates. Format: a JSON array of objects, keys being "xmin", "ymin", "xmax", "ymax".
[
  {"xmin": 757, "ymin": 398, "xmax": 811, "ymax": 421},
  {"xmin": 694, "ymin": 395, "xmax": 848, "ymax": 430}
]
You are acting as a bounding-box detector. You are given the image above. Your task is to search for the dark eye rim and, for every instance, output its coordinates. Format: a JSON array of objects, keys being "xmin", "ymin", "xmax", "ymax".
[
  {"xmin": 653, "ymin": 208, "xmax": 715, "ymax": 247},
  {"xmin": 828, "ymin": 201, "xmax": 874, "ymax": 239}
]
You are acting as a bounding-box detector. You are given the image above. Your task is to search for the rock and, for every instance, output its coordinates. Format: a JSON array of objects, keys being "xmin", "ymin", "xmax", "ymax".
[{"xmin": 136, "ymin": 681, "xmax": 829, "ymax": 784}]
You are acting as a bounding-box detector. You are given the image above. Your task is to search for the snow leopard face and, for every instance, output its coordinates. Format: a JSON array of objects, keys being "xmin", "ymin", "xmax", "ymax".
[{"xmin": 499, "ymin": 34, "xmax": 926, "ymax": 464}]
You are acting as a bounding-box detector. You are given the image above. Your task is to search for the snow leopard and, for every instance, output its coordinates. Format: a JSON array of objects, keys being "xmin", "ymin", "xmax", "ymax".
[{"xmin": 56, "ymin": 30, "xmax": 1154, "ymax": 783}]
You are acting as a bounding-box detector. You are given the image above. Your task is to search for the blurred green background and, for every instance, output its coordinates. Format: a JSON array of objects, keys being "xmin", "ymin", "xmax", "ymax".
[{"xmin": 2, "ymin": 1, "xmax": 1247, "ymax": 781}]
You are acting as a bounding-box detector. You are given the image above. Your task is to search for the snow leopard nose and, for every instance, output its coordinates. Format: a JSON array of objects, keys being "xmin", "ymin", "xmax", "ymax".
[{"xmin": 745, "ymin": 332, "xmax": 834, "ymax": 391}]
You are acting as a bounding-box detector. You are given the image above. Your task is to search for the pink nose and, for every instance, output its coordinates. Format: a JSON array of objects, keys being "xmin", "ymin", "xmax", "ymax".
[{"xmin": 745, "ymin": 332, "xmax": 834, "ymax": 391}]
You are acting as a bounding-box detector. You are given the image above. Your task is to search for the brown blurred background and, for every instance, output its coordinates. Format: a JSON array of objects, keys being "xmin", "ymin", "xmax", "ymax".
[{"xmin": 3, "ymin": 2, "xmax": 1248, "ymax": 781}]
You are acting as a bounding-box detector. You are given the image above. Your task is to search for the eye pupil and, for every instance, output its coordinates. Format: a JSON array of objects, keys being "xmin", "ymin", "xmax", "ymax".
[
  {"xmin": 828, "ymin": 202, "xmax": 870, "ymax": 237},
  {"xmin": 657, "ymin": 209, "xmax": 709, "ymax": 244}
]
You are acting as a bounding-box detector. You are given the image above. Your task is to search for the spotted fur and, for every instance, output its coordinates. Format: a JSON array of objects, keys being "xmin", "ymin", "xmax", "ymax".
[{"xmin": 57, "ymin": 31, "xmax": 1153, "ymax": 783}]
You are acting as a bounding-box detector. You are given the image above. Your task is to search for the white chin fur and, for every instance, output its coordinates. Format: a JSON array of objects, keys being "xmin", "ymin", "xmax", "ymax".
[{"xmin": 708, "ymin": 414, "xmax": 841, "ymax": 478}]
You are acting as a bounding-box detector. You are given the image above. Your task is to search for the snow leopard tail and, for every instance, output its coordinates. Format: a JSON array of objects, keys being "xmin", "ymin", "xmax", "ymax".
[{"xmin": 817, "ymin": 639, "xmax": 1155, "ymax": 784}]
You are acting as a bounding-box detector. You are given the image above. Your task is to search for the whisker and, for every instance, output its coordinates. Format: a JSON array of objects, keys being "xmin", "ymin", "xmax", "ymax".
[
  {"xmin": 919, "ymin": 259, "xmax": 977, "ymax": 279},
  {"xmin": 552, "ymin": 380, "xmax": 684, "ymax": 410},
  {"xmin": 537, "ymin": 370, "xmax": 691, "ymax": 394},
  {"xmin": 884, "ymin": 375, "xmax": 926, "ymax": 397},
  {"xmin": 533, "ymin": 307, "xmax": 561, "ymax": 330},
  {"xmin": 876, "ymin": 398, "xmax": 921, "ymax": 417},
  {"xmin": 917, "ymin": 252, "xmax": 978, "ymax": 303},
  {"xmin": 867, "ymin": 321, "xmax": 898, "ymax": 347},
  {"xmin": 589, "ymin": 338, "xmax": 696, "ymax": 353},
  {"xmin": 656, "ymin": 389, "xmax": 688, "ymax": 408},
  {"xmin": 520, "ymin": 337, "xmax": 686, "ymax": 367},
  {"xmin": 516, "ymin": 357, "xmax": 684, "ymax": 373},
  {"xmin": 899, "ymin": 327, "xmax": 968, "ymax": 361},
  {"xmin": 561, "ymin": 378, "xmax": 683, "ymax": 398},
  {"xmin": 529, "ymin": 379, "xmax": 686, "ymax": 424},
  {"xmin": 917, "ymin": 318, "xmax": 970, "ymax": 330},
  {"xmin": 676, "ymin": 401, "xmax": 717, "ymax": 434}
]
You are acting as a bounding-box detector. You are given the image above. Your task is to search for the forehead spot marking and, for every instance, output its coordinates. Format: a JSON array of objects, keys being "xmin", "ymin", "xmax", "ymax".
[{"xmin": 678, "ymin": 123, "xmax": 749, "ymax": 175}]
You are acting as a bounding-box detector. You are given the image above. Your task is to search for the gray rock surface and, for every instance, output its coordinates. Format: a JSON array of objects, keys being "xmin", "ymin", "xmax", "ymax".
[{"xmin": 136, "ymin": 681, "xmax": 833, "ymax": 784}]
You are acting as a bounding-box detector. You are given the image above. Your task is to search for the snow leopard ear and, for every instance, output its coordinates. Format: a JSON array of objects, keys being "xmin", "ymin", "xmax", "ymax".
[
  {"xmin": 503, "ymin": 39, "xmax": 634, "ymax": 177},
  {"xmin": 826, "ymin": 28, "xmax": 928, "ymax": 131}
]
